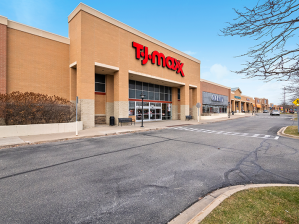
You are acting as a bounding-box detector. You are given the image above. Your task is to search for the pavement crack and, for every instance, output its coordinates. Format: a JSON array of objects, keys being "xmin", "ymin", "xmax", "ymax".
[
  {"xmin": 224, "ymin": 139, "xmax": 299, "ymax": 185},
  {"xmin": 0, "ymin": 139, "xmax": 170, "ymax": 181},
  {"xmin": 140, "ymin": 133, "xmax": 249, "ymax": 155}
]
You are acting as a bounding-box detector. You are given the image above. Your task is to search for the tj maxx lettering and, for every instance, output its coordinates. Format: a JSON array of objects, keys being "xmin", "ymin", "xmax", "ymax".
[{"xmin": 132, "ymin": 42, "xmax": 185, "ymax": 77}]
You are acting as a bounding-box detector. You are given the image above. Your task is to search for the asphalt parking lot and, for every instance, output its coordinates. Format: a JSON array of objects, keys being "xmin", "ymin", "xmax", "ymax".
[{"xmin": 0, "ymin": 114, "xmax": 298, "ymax": 224}]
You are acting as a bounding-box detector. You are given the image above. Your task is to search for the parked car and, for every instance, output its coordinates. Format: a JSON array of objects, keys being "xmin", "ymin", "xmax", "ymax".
[
  {"xmin": 270, "ymin": 110, "xmax": 280, "ymax": 116},
  {"xmin": 289, "ymin": 109, "xmax": 294, "ymax": 114},
  {"xmin": 263, "ymin": 110, "xmax": 269, "ymax": 113}
]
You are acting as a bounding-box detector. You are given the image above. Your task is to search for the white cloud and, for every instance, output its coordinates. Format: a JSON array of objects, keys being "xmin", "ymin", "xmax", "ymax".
[
  {"xmin": 183, "ymin": 50, "xmax": 197, "ymax": 55},
  {"xmin": 210, "ymin": 64, "xmax": 229, "ymax": 78}
]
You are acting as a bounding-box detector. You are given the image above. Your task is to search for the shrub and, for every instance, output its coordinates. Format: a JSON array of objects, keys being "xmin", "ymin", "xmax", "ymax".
[{"xmin": 0, "ymin": 92, "xmax": 78, "ymax": 125}]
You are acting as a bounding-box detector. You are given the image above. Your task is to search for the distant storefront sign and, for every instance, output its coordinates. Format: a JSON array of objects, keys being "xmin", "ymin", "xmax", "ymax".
[
  {"xmin": 234, "ymin": 96, "xmax": 241, "ymax": 99},
  {"xmin": 246, "ymin": 98, "xmax": 250, "ymax": 101},
  {"xmin": 203, "ymin": 92, "xmax": 228, "ymax": 106},
  {"xmin": 211, "ymin": 94, "xmax": 224, "ymax": 103}
]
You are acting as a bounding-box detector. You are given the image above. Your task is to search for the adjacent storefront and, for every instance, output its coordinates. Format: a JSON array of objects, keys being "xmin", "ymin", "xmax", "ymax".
[
  {"xmin": 202, "ymin": 92, "xmax": 228, "ymax": 113},
  {"xmin": 200, "ymin": 80, "xmax": 230, "ymax": 115},
  {"xmin": 231, "ymin": 88, "xmax": 255, "ymax": 113}
]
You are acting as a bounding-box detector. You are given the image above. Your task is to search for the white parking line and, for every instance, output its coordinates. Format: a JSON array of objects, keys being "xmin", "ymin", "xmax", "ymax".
[{"xmin": 169, "ymin": 127, "xmax": 279, "ymax": 140}]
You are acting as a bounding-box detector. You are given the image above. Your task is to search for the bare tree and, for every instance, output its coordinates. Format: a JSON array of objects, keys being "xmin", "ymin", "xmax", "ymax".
[
  {"xmin": 285, "ymin": 72, "xmax": 299, "ymax": 102},
  {"xmin": 221, "ymin": 0, "xmax": 299, "ymax": 81}
]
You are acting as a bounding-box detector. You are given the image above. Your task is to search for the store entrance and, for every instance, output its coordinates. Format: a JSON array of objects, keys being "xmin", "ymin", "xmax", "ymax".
[{"xmin": 135, "ymin": 102, "xmax": 162, "ymax": 121}]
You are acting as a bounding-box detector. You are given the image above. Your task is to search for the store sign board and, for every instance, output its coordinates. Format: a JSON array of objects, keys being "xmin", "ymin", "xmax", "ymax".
[
  {"xmin": 234, "ymin": 96, "xmax": 241, "ymax": 99},
  {"xmin": 132, "ymin": 42, "xmax": 185, "ymax": 77},
  {"xmin": 246, "ymin": 98, "xmax": 250, "ymax": 101},
  {"xmin": 212, "ymin": 95, "xmax": 224, "ymax": 102}
]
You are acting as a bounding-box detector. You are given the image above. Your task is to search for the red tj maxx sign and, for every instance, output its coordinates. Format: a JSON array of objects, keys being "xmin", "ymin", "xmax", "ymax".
[{"xmin": 132, "ymin": 42, "xmax": 185, "ymax": 77}]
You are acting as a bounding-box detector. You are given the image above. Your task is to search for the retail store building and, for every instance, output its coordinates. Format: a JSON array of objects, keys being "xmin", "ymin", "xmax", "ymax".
[
  {"xmin": 200, "ymin": 80, "xmax": 230, "ymax": 115},
  {"xmin": 254, "ymin": 98, "xmax": 269, "ymax": 112},
  {"xmin": 230, "ymin": 88, "xmax": 255, "ymax": 113},
  {"xmin": 0, "ymin": 3, "xmax": 201, "ymax": 128}
]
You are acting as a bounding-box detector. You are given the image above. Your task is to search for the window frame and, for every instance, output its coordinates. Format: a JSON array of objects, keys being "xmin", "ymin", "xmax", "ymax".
[{"xmin": 95, "ymin": 74, "xmax": 106, "ymax": 93}]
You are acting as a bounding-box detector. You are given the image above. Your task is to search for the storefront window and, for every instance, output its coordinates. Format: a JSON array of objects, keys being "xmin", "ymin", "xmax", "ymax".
[
  {"xmin": 129, "ymin": 101, "xmax": 135, "ymax": 115},
  {"xmin": 203, "ymin": 105, "xmax": 228, "ymax": 114},
  {"xmin": 95, "ymin": 74, "xmax": 105, "ymax": 92},
  {"xmin": 129, "ymin": 80, "xmax": 172, "ymax": 102}
]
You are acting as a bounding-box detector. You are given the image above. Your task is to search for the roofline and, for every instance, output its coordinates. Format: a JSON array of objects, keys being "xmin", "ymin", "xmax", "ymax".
[
  {"xmin": 68, "ymin": 3, "xmax": 201, "ymax": 64},
  {"xmin": 0, "ymin": 15, "xmax": 70, "ymax": 44},
  {"xmin": 200, "ymin": 79, "xmax": 231, "ymax": 89},
  {"xmin": 231, "ymin": 87, "xmax": 242, "ymax": 93},
  {"xmin": 241, "ymin": 94, "xmax": 254, "ymax": 99}
]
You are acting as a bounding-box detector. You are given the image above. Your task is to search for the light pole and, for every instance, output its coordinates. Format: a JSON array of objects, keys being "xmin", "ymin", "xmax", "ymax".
[
  {"xmin": 228, "ymin": 102, "xmax": 230, "ymax": 118},
  {"xmin": 140, "ymin": 92, "xmax": 145, "ymax": 127}
]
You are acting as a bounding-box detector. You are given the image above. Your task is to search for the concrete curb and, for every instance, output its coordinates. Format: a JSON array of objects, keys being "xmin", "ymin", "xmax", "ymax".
[
  {"xmin": 169, "ymin": 184, "xmax": 299, "ymax": 224},
  {"xmin": 0, "ymin": 115, "xmax": 253, "ymax": 150},
  {"xmin": 277, "ymin": 126, "xmax": 299, "ymax": 139}
]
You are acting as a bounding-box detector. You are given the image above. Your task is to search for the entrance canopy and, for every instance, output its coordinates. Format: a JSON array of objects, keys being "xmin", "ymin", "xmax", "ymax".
[
  {"xmin": 129, "ymin": 70, "xmax": 185, "ymax": 87},
  {"xmin": 95, "ymin": 62, "xmax": 119, "ymax": 75}
]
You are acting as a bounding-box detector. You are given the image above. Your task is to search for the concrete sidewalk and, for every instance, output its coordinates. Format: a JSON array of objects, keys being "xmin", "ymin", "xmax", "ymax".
[{"xmin": 0, "ymin": 113, "xmax": 253, "ymax": 149}]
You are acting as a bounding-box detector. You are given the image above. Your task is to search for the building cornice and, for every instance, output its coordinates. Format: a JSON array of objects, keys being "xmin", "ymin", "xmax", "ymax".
[
  {"xmin": 7, "ymin": 20, "xmax": 70, "ymax": 44},
  {"xmin": 0, "ymin": 15, "xmax": 7, "ymax": 25},
  {"xmin": 201, "ymin": 79, "xmax": 231, "ymax": 89},
  {"xmin": 241, "ymin": 94, "xmax": 253, "ymax": 99},
  {"xmin": 68, "ymin": 3, "xmax": 201, "ymax": 64}
]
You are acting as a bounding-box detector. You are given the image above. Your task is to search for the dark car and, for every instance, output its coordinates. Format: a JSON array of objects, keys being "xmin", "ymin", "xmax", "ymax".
[
  {"xmin": 263, "ymin": 110, "xmax": 269, "ymax": 113},
  {"xmin": 289, "ymin": 109, "xmax": 294, "ymax": 114}
]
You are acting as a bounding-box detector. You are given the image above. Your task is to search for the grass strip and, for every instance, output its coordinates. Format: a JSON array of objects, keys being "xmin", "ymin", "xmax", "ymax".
[
  {"xmin": 284, "ymin": 126, "xmax": 299, "ymax": 136},
  {"xmin": 201, "ymin": 187, "xmax": 299, "ymax": 224}
]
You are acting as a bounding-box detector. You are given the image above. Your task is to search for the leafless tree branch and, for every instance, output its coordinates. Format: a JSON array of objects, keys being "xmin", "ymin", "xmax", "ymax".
[{"xmin": 221, "ymin": 0, "xmax": 299, "ymax": 81}]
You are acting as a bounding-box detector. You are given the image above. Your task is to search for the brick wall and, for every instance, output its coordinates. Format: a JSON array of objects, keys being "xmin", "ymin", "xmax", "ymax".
[
  {"xmin": 0, "ymin": 24, "xmax": 7, "ymax": 93},
  {"xmin": 200, "ymin": 81, "xmax": 230, "ymax": 113},
  {"xmin": 7, "ymin": 28, "xmax": 69, "ymax": 99}
]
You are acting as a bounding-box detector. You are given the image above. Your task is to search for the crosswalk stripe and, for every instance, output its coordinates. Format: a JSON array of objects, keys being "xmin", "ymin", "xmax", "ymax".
[{"xmin": 169, "ymin": 127, "xmax": 279, "ymax": 140}]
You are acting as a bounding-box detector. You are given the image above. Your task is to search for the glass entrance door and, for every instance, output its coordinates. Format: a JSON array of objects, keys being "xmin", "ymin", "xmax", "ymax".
[
  {"xmin": 149, "ymin": 102, "xmax": 162, "ymax": 121},
  {"xmin": 132, "ymin": 101, "xmax": 166, "ymax": 122},
  {"xmin": 136, "ymin": 102, "xmax": 149, "ymax": 121}
]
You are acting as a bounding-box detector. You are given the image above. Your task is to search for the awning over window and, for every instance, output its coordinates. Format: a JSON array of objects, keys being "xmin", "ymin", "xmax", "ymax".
[{"xmin": 256, "ymin": 104, "xmax": 261, "ymax": 108}]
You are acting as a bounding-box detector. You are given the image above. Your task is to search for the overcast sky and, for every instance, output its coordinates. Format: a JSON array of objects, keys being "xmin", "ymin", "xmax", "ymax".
[{"xmin": 0, "ymin": 0, "xmax": 294, "ymax": 104}]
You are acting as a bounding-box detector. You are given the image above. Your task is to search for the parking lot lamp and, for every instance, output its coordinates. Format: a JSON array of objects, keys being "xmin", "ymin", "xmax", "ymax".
[{"xmin": 140, "ymin": 92, "xmax": 145, "ymax": 127}]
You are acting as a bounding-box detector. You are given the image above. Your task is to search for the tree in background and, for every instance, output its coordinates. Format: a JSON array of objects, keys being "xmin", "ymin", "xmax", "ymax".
[
  {"xmin": 286, "ymin": 74, "xmax": 299, "ymax": 102},
  {"xmin": 221, "ymin": 0, "xmax": 299, "ymax": 81}
]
